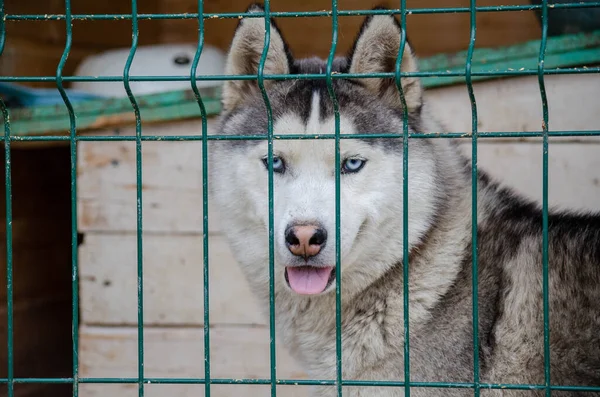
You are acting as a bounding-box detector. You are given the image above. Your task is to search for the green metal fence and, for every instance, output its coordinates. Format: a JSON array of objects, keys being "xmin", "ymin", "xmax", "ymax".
[{"xmin": 1, "ymin": 0, "xmax": 600, "ymax": 397}]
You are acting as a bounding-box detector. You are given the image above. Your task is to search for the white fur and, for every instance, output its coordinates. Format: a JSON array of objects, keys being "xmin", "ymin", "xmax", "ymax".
[
  {"xmin": 209, "ymin": 90, "xmax": 461, "ymax": 397},
  {"xmin": 211, "ymin": 91, "xmax": 439, "ymax": 296}
]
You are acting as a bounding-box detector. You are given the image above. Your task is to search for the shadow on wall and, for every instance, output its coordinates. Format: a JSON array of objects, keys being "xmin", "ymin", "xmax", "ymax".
[
  {"xmin": 529, "ymin": 0, "xmax": 600, "ymax": 35},
  {"xmin": 0, "ymin": 146, "xmax": 73, "ymax": 397}
]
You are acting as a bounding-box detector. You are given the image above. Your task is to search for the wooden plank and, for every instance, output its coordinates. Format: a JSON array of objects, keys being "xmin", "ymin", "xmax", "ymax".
[
  {"xmin": 79, "ymin": 233, "xmax": 263, "ymax": 326},
  {"xmin": 79, "ymin": 383, "xmax": 315, "ymax": 397},
  {"xmin": 79, "ymin": 325, "xmax": 311, "ymax": 397},
  {"xmin": 160, "ymin": 0, "xmax": 542, "ymax": 58},
  {"xmin": 8, "ymin": 88, "xmax": 222, "ymax": 137},
  {"xmin": 77, "ymin": 118, "xmax": 223, "ymax": 235},
  {"xmin": 12, "ymin": 87, "xmax": 219, "ymax": 122},
  {"xmin": 425, "ymin": 73, "xmax": 600, "ymax": 135},
  {"xmin": 419, "ymin": 30, "xmax": 600, "ymax": 88}
]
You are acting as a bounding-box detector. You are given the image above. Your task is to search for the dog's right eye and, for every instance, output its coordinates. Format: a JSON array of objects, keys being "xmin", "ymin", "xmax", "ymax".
[{"xmin": 261, "ymin": 156, "xmax": 286, "ymax": 174}]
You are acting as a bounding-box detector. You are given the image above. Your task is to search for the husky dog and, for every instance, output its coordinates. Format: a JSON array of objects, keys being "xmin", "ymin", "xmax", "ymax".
[{"xmin": 209, "ymin": 4, "xmax": 600, "ymax": 396}]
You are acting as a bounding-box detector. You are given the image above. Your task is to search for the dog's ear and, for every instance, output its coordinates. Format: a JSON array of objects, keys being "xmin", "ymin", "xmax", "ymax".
[
  {"xmin": 222, "ymin": 3, "xmax": 293, "ymax": 112},
  {"xmin": 348, "ymin": 11, "xmax": 422, "ymax": 116}
]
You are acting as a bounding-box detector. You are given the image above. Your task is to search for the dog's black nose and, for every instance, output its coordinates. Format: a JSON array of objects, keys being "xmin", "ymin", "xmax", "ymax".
[{"xmin": 285, "ymin": 224, "xmax": 327, "ymax": 259}]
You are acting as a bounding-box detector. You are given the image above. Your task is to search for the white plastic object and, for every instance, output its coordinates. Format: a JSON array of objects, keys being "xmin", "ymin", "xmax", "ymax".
[{"xmin": 72, "ymin": 44, "xmax": 225, "ymax": 98}]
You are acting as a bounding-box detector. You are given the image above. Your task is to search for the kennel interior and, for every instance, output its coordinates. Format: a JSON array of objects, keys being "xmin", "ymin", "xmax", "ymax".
[{"xmin": 0, "ymin": 0, "xmax": 600, "ymax": 396}]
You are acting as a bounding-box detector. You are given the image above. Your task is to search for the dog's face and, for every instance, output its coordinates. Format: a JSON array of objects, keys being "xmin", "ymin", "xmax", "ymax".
[{"xmin": 210, "ymin": 5, "xmax": 439, "ymax": 297}]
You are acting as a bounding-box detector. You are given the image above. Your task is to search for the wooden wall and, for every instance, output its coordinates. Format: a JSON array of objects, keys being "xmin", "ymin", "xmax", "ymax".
[{"xmin": 75, "ymin": 73, "xmax": 600, "ymax": 396}]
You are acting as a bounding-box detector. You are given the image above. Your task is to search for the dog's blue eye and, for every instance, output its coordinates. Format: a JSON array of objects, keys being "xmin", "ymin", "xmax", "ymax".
[
  {"xmin": 262, "ymin": 156, "xmax": 285, "ymax": 173},
  {"xmin": 342, "ymin": 158, "xmax": 366, "ymax": 174}
]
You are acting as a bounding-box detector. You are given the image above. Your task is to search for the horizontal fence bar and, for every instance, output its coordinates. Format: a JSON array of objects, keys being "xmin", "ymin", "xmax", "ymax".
[
  {"xmin": 7, "ymin": 130, "xmax": 600, "ymax": 142},
  {"xmin": 5, "ymin": 3, "xmax": 600, "ymax": 21},
  {"xmin": 1, "ymin": 67, "xmax": 599, "ymax": 83},
  {"xmin": 1, "ymin": 378, "xmax": 599, "ymax": 391}
]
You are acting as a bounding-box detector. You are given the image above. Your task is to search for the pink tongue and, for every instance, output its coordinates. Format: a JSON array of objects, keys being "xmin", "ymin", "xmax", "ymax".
[{"xmin": 286, "ymin": 266, "xmax": 334, "ymax": 295}]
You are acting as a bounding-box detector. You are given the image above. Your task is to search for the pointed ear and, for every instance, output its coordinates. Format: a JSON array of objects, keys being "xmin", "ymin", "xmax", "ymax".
[
  {"xmin": 348, "ymin": 12, "xmax": 422, "ymax": 115},
  {"xmin": 222, "ymin": 3, "xmax": 293, "ymax": 112}
]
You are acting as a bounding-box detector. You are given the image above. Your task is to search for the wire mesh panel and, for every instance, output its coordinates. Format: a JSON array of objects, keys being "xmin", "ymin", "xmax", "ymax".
[{"xmin": 1, "ymin": 0, "xmax": 600, "ymax": 396}]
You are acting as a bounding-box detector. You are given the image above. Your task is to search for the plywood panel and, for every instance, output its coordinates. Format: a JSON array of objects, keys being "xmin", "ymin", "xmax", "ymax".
[
  {"xmin": 79, "ymin": 233, "xmax": 263, "ymax": 326},
  {"xmin": 79, "ymin": 325, "xmax": 311, "ymax": 397},
  {"xmin": 77, "ymin": 119, "xmax": 223, "ymax": 235}
]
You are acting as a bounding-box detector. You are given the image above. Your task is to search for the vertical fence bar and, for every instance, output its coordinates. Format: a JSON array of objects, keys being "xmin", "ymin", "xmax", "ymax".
[
  {"xmin": 0, "ymin": 2, "xmax": 14, "ymax": 396},
  {"xmin": 191, "ymin": 1, "xmax": 211, "ymax": 396},
  {"xmin": 255, "ymin": 2, "xmax": 277, "ymax": 397},
  {"xmin": 393, "ymin": 1, "xmax": 410, "ymax": 396},
  {"xmin": 122, "ymin": 1, "xmax": 144, "ymax": 396},
  {"xmin": 324, "ymin": 1, "xmax": 341, "ymax": 396},
  {"xmin": 55, "ymin": 1, "xmax": 80, "ymax": 395},
  {"xmin": 538, "ymin": 1, "xmax": 551, "ymax": 396},
  {"xmin": 1, "ymin": 94, "xmax": 12, "ymax": 397},
  {"xmin": 465, "ymin": 1, "xmax": 480, "ymax": 396}
]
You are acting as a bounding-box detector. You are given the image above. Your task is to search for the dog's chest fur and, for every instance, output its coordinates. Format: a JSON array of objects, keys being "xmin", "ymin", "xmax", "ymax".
[
  {"xmin": 261, "ymin": 185, "xmax": 600, "ymax": 396},
  {"xmin": 271, "ymin": 262, "xmax": 485, "ymax": 397}
]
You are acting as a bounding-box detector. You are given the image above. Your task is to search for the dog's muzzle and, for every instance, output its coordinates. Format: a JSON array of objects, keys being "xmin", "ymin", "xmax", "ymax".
[{"xmin": 283, "ymin": 223, "xmax": 334, "ymax": 295}]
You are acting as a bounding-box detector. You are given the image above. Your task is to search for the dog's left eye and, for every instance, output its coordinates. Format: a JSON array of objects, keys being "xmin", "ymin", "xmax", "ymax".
[
  {"xmin": 341, "ymin": 158, "xmax": 366, "ymax": 174},
  {"xmin": 261, "ymin": 156, "xmax": 286, "ymax": 174}
]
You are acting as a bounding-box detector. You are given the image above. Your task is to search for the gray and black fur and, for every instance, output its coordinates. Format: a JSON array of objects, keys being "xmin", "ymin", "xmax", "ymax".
[{"xmin": 209, "ymin": 4, "xmax": 600, "ymax": 396}]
